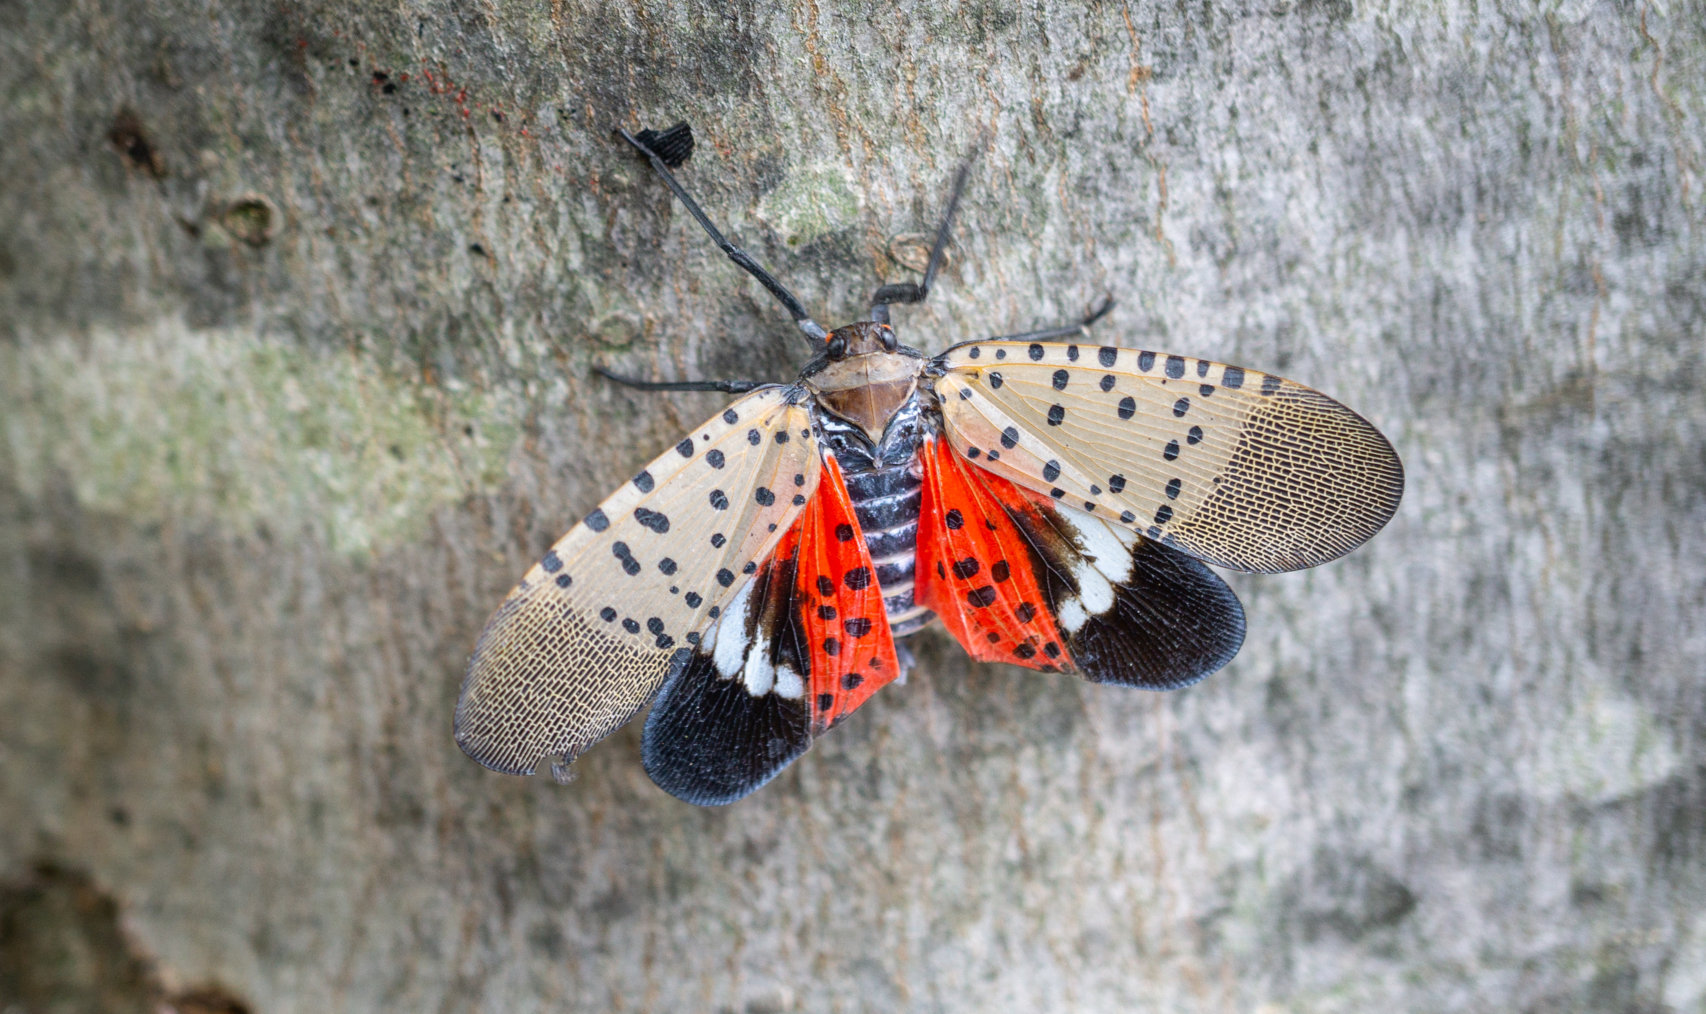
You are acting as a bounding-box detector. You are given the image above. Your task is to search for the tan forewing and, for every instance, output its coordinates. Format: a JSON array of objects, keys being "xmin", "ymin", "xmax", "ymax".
[
  {"xmin": 455, "ymin": 386, "xmax": 822, "ymax": 775},
  {"xmin": 934, "ymin": 341, "xmax": 1402, "ymax": 574}
]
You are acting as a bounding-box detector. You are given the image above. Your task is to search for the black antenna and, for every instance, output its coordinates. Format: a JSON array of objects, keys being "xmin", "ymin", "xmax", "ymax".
[
  {"xmin": 617, "ymin": 124, "xmax": 828, "ymax": 347},
  {"xmin": 870, "ymin": 159, "xmax": 974, "ymax": 323}
]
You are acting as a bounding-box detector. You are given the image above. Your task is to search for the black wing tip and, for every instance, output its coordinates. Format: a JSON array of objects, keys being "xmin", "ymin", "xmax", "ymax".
[
  {"xmin": 642, "ymin": 721, "xmax": 809, "ymax": 807},
  {"xmin": 642, "ymin": 755, "xmax": 791, "ymax": 807},
  {"xmin": 1069, "ymin": 540, "xmax": 1249, "ymax": 691},
  {"xmin": 641, "ymin": 651, "xmax": 813, "ymax": 807}
]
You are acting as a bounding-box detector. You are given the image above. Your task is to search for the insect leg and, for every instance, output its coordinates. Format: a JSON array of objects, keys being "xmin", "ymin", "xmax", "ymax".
[
  {"xmin": 870, "ymin": 160, "xmax": 973, "ymax": 318},
  {"xmin": 593, "ymin": 367, "xmax": 770, "ymax": 394},
  {"xmin": 617, "ymin": 126, "xmax": 829, "ymax": 347},
  {"xmin": 982, "ymin": 293, "xmax": 1115, "ymax": 342}
]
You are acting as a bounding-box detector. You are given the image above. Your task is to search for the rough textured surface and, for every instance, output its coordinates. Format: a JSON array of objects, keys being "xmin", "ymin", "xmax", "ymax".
[{"xmin": 2, "ymin": 1, "xmax": 1703, "ymax": 1011}]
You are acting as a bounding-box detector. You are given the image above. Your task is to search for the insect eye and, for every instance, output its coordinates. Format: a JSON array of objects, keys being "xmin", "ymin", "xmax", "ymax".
[
  {"xmin": 827, "ymin": 336, "xmax": 848, "ymax": 359},
  {"xmin": 880, "ymin": 328, "xmax": 899, "ymax": 352}
]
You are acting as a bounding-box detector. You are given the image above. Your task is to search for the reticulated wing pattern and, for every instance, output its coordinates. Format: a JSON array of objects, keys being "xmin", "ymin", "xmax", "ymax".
[
  {"xmin": 454, "ymin": 386, "xmax": 822, "ymax": 776},
  {"xmin": 932, "ymin": 341, "xmax": 1404, "ymax": 574}
]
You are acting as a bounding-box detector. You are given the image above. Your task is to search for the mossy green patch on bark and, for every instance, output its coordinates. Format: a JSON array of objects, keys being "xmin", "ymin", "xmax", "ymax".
[
  {"xmin": 0, "ymin": 323, "xmax": 520, "ymax": 557},
  {"xmin": 756, "ymin": 164, "xmax": 862, "ymax": 248}
]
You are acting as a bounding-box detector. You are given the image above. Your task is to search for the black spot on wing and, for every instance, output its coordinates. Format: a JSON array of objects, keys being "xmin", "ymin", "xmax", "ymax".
[{"xmin": 612, "ymin": 541, "xmax": 642, "ymax": 575}]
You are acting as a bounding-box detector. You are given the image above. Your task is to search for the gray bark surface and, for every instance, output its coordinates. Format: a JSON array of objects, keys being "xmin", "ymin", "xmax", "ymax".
[{"xmin": 2, "ymin": 1, "xmax": 1703, "ymax": 1011}]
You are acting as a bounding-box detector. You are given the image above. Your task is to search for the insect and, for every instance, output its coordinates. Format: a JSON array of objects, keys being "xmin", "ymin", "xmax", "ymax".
[{"xmin": 455, "ymin": 123, "xmax": 1404, "ymax": 805}]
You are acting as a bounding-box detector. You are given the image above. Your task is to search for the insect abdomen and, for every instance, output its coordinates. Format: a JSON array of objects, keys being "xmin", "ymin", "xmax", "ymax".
[{"xmin": 841, "ymin": 461, "xmax": 934, "ymax": 637}]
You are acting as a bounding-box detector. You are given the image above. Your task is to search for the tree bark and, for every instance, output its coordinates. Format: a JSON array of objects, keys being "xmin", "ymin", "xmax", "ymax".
[{"xmin": 3, "ymin": 1, "xmax": 1703, "ymax": 1011}]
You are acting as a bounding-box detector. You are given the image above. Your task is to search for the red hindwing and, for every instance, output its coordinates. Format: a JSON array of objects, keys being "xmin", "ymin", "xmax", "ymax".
[
  {"xmin": 916, "ymin": 435, "xmax": 1073, "ymax": 672},
  {"xmin": 775, "ymin": 455, "xmax": 901, "ymax": 732}
]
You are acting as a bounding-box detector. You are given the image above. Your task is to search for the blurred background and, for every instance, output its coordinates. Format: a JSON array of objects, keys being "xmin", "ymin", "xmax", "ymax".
[{"xmin": 2, "ymin": 1, "xmax": 1702, "ymax": 1011}]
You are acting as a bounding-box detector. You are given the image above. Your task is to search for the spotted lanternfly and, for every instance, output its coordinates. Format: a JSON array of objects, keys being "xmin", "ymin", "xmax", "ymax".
[{"xmin": 455, "ymin": 123, "xmax": 1405, "ymax": 805}]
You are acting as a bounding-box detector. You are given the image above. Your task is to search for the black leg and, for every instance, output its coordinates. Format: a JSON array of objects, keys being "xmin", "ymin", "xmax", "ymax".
[
  {"xmin": 617, "ymin": 126, "xmax": 829, "ymax": 346},
  {"xmin": 870, "ymin": 160, "xmax": 973, "ymax": 320},
  {"xmin": 984, "ymin": 294, "xmax": 1115, "ymax": 342},
  {"xmin": 594, "ymin": 367, "xmax": 769, "ymax": 395}
]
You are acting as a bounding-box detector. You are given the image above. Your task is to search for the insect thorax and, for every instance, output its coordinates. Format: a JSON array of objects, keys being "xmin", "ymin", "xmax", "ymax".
[{"xmin": 802, "ymin": 321, "xmax": 928, "ymax": 444}]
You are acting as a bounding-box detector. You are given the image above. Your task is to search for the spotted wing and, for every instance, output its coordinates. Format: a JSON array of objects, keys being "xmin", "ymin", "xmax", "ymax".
[
  {"xmin": 933, "ymin": 341, "xmax": 1404, "ymax": 574},
  {"xmin": 454, "ymin": 387, "xmax": 822, "ymax": 776},
  {"xmin": 917, "ymin": 434, "xmax": 1245, "ymax": 689},
  {"xmin": 643, "ymin": 456, "xmax": 901, "ymax": 804}
]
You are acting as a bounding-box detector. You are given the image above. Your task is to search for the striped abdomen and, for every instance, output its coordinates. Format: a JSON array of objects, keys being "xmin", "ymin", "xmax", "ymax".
[{"xmin": 842, "ymin": 459, "xmax": 934, "ymax": 637}]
